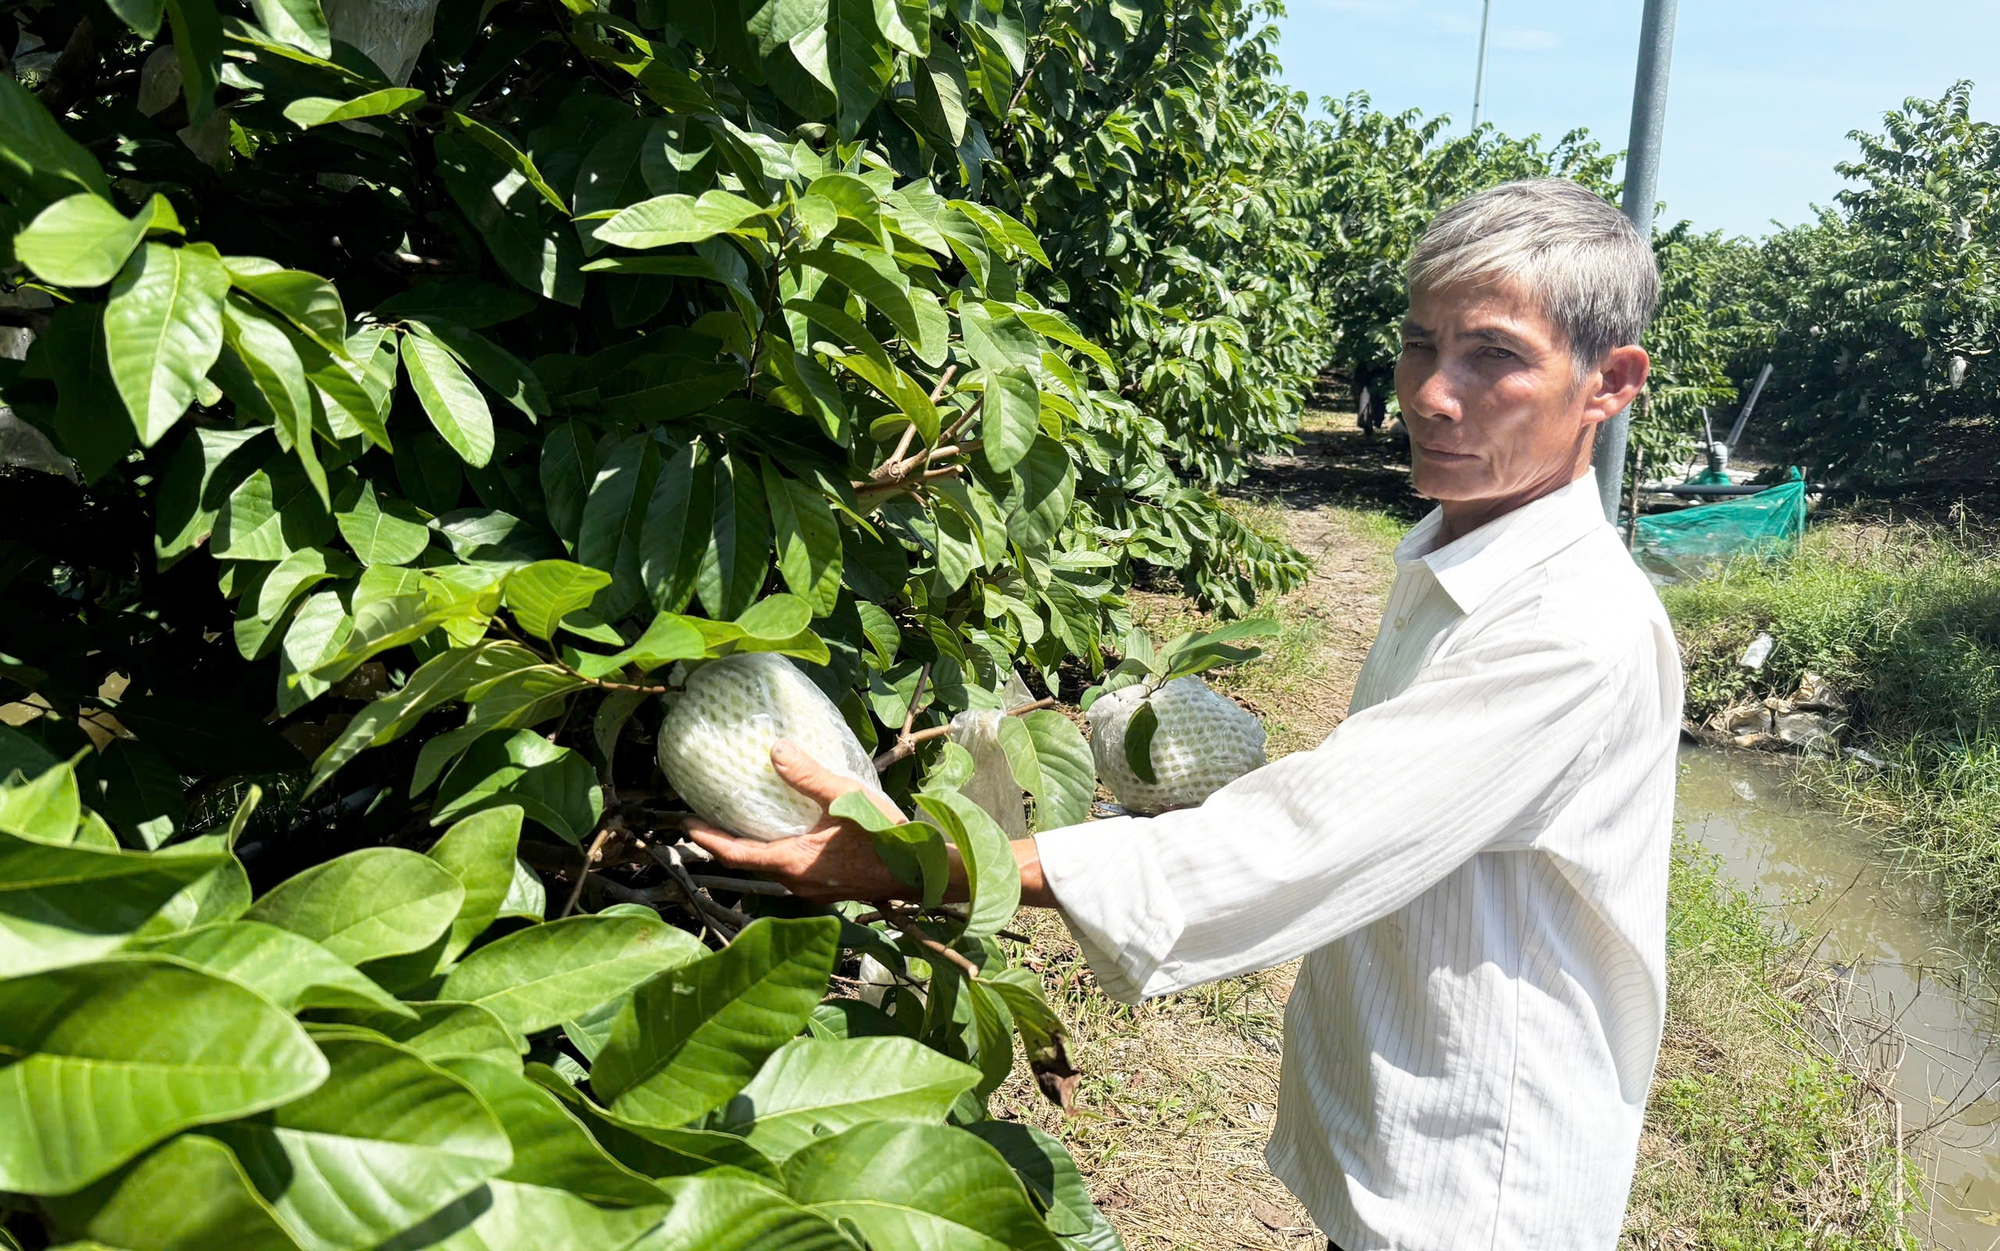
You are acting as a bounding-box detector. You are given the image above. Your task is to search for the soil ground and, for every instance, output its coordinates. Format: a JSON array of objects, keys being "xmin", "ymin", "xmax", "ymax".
[{"xmin": 991, "ymin": 406, "xmax": 1912, "ymax": 1249}]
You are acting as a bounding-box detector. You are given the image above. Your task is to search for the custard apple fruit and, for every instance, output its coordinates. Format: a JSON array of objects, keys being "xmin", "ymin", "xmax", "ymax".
[
  {"xmin": 656, "ymin": 653, "xmax": 884, "ymax": 841},
  {"xmin": 1087, "ymin": 676, "xmax": 1266, "ymax": 814}
]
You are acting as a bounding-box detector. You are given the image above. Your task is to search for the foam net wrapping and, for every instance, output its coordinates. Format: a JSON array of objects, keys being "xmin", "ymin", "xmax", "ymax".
[
  {"xmin": 947, "ymin": 711, "xmax": 1030, "ymax": 838},
  {"xmin": 656, "ymin": 653, "xmax": 885, "ymax": 841},
  {"xmin": 1086, "ymin": 677, "xmax": 1268, "ymax": 815}
]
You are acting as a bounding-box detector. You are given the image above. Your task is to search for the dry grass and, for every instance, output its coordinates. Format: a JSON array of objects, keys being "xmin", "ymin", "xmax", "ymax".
[{"xmin": 988, "ymin": 408, "xmax": 1914, "ymax": 1249}]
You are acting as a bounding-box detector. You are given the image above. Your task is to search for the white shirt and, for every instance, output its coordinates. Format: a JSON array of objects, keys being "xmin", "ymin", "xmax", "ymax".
[{"xmin": 1036, "ymin": 471, "xmax": 1682, "ymax": 1250}]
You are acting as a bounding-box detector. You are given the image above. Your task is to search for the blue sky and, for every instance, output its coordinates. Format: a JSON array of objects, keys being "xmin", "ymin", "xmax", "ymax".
[{"xmin": 1270, "ymin": 0, "xmax": 2000, "ymax": 238}]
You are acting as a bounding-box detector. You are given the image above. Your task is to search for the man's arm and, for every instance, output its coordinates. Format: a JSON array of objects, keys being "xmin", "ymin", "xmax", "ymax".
[{"xmin": 684, "ymin": 740, "xmax": 1059, "ymax": 908}]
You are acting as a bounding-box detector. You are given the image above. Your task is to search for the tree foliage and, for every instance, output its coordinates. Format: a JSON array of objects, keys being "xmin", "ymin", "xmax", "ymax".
[{"xmin": 1712, "ymin": 82, "xmax": 2000, "ymax": 479}]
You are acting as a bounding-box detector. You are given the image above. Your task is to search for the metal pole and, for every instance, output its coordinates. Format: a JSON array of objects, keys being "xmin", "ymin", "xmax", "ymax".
[
  {"xmin": 1592, "ymin": 0, "xmax": 1679, "ymax": 525},
  {"xmin": 1471, "ymin": 0, "xmax": 1493, "ymax": 129}
]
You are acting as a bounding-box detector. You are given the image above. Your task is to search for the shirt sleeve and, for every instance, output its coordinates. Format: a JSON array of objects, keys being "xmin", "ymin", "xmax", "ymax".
[{"xmin": 1033, "ymin": 626, "xmax": 1615, "ymax": 1003}]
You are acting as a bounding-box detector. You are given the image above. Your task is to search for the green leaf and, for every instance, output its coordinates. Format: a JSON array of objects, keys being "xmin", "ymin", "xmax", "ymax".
[
  {"xmin": 1016, "ymin": 710, "xmax": 1093, "ymax": 831},
  {"xmin": 499, "ymin": 857, "xmax": 546, "ymax": 922},
  {"xmin": 0, "ymin": 956, "xmax": 328, "ymax": 1194},
  {"xmin": 965, "ymin": 1122, "xmax": 1122, "ymax": 1246},
  {"xmin": 283, "ymin": 87, "xmax": 425, "ymax": 128},
  {"xmin": 434, "ymin": 130, "xmax": 582, "ymax": 307},
  {"xmin": 528, "ymin": 1067, "xmax": 783, "ymax": 1180},
  {"xmin": 391, "ymin": 1178, "xmax": 667, "ymax": 1250},
  {"xmin": 0, "ymin": 828, "xmax": 235, "ymax": 976},
  {"xmin": 911, "ymin": 789, "xmax": 1020, "ymax": 937},
  {"xmin": 404, "ymin": 327, "xmax": 496, "ymax": 468},
  {"xmin": 571, "ymin": 612, "xmax": 706, "ymax": 679},
  {"xmin": 436, "ymin": 1056, "xmax": 668, "ymax": 1207},
  {"xmin": 592, "ymin": 916, "xmax": 839, "ymax": 1128},
  {"xmin": 717, "ymin": 1036, "xmax": 980, "ymax": 1159},
  {"xmin": 503, "ymin": 560, "xmax": 614, "ymax": 639},
  {"xmin": 224, "ymin": 260, "xmax": 349, "ymax": 352},
  {"xmin": 335, "ymin": 478, "xmax": 432, "ymax": 565},
  {"xmin": 46, "ymin": 1133, "xmax": 300, "ymax": 1251},
  {"xmin": 103, "ymin": 242, "xmax": 230, "ymax": 446},
  {"xmin": 590, "ymin": 190, "xmax": 768, "ymax": 249},
  {"xmin": 796, "ymin": 246, "xmax": 922, "ymax": 345},
  {"xmin": 40, "ymin": 302, "xmax": 134, "ymax": 482},
  {"xmin": 761, "ymin": 465, "xmax": 844, "ymax": 616},
  {"xmin": 979, "ymin": 367, "xmax": 1040, "ymax": 473},
  {"xmin": 406, "ymin": 319, "xmax": 549, "ymax": 419},
  {"xmin": 337, "ymin": 1001, "xmax": 528, "ymax": 1068},
  {"xmin": 872, "ymin": 0, "xmax": 928, "ymax": 56},
  {"xmin": 826, "ymin": 0, "xmax": 895, "ymax": 141},
  {"xmin": 139, "ymin": 920, "xmax": 416, "ymax": 1016},
  {"xmin": 829, "ymin": 352, "xmax": 939, "ymax": 445},
  {"xmin": 639, "ymin": 439, "xmax": 714, "ymax": 615},
  {"xmin": 450, "ymin": 112, "xmax": 570, "ymax": 213},
  {"xmin": 205, "ymin": 1035, "xmax": 513, "ymax": 1249},
  {"xmin": 783, "ymin": 1121, "xmax": 1066, "ymax": 1251},
  {"xmin": 694, "ymin": 453, "xmax": 772, "ymax": 621},
  {"xmin": 911, "ymin": 49, "xmax": 969, "ymax": 148},
  {"xmin": 977, "ymin": 434, "xmax": 1074, "ymax": 547},
  {"xmin": 0, "ymin": 74, "xmax": 112, "ymax": 208},
  {"xmin": 426, "ymin": 805, "xmax": 525, "ymax": 963},
  {"xmin": 641, "ymin": 1173, "xmax": 862, "ymax": 1250},
  {"xmin": 248, "ymin": 0, "xmax": 332, "ymax": 56},
  {"xmin": 578, "ymin": 433, "xmax": 662, "ymax": 621},
  {"xmin": 1123, "ymin": 695, "xmax": 1159, "ymax": 784},
  {"xmin": 165, "ymin": 0, "xmax": 224, "ymax": 124},
  {"xmin": 434, "ymin": 731, "xmax": 603, "ymax": 844},
  {"xmin": 0, "ymin": 758, "xmax": 81, "ymax": 843},
  {"xmin": 540, "ymin": 422, "xmax": 597, "ymax": 549},
  {"xmin": 245, "ymin": 846, "xmax": 466, "ymax": 965},
  {"xmin": 438, "ymin": 913, "xmax": 706, "ymax": 1036},
  {"xmin": 310, "ymin": 642, "xmax": 543, "ymax": 789},
  {"xmin": 16, "ymin": 193, "xmax": 180, "ymax": 288}
]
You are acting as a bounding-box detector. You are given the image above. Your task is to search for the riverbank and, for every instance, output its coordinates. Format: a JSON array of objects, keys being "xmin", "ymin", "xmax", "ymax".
[
  {"xmin": 995, "ymin": 411, "xmax": 1914, "ymax": 1248},
  {"xmin": 1665, "ymin": 512, "xmax": 2000, "ymax": 952}
]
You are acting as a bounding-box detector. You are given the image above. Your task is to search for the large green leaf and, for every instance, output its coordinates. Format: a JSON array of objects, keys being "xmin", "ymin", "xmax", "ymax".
[
  {"xmin": 0, "ymin": 74, "xmax": 110, "ymax": 207},
  {"xmin": 436, "ymin": 1056, "xmax": 666, "ymax": 1206},
  {"xmin": 103, "ymin": 242, "xmax": 230, "ymax": 445},
  {"xmin": 1011, "ymin": 710, "xmax": 1094, "ymax": 832},
  {"xmin": 976, "ymin": 434, "xmax": 1074, "ymax": 547},
  {"xmin": 283, "ymin": 87, "xmax": 425, "ymax": 129},
  {"xmin": 0, "ymin": 827, "xmax": 235, "ymax": 976},
  {"xmin": 978, "ymin": 366, "xmax": 1041, "ymax": 474},
  {"xmin": 433, "ymin": 731, "xmax": 602, "ymax": 845},
  {"xmin": 825, "ymin": 0, "xmax": 896, "ymax": 141},
  {"xmin": 630, "ymin": 1174, "xmax": 859, "ymax": 1251},
  {"xmin": 244, "ymin": 847, "xmax": 465, "ymax": 965},
  {"xmin": 428, "ymin": 805, "xmax": 526, "ymax": 963},
  {"xmin": 139, "ymin": 921, "xmax": 415, "ymax": 1017},
  {"xmin": 383, "ymin": 1178, "xmax": 666, "ymax": 1251},
  {"xmin": 577, "ymin": 433, "xmax": 662, "ymax": 621},
  {"xmin": 403, "ymin": 328, "xmax": 497, "ymax": 468},
  {"xmin": 46, "ymin": 1132, "xmax": 302, "ymax": 1251},
  {"xmin": 783, "ymin": 1121, "xmax": 1066, "ymax": 1251},
  {"xmin": 638, "ymin": 440, "xmax": 714, "ymax": 615},
  {"xmin": 335, "ymin": 478, "xmax": 432, "ymax": 566},
  {"xmin": 716, "ymin": 1036, "xmax": 980, "ymax": 1159},
  {"xmin": 437, "ymin": 914, "xmax": 706, "ymax": 1035},
  {"xmin": 435, "ymin": 130, "xmax": 582, "ymax": 306},
  {"xmin": 590, "ymin": 191, "xmax": 768, "ymax": 249},
  {"xmin": 796, "ymin": 246, "xmax": 921, "ymax": 345},
  {"xmin": 502, "ymin": 560, "xmax": 613, "ymax": 640},
  {"xmin": 911, "ymin": 788, "xmax": 1020, "ymax": 938},
  {"xmin": 334, "ymin": 1001, "xmax": 528, "ymax": 1069},
  {"xmin": 693, "ymin": 453, "xmax": 771, "ymax": 621},
  {"xmin": 592, "ymin": 916, "xmax": 839, "ymax": 1128},
  {"xmin": 206, "ymin": 1035, "xmax": 513, "ymax": 1249},
  {"xmin": 762, "ymin": 463, "xmax": 843, "ymax": 616},
  {"xmin": 0, "ymin": 956, "xmax": 328, "ymax": 1194},
  {"xmin": 527, "ymin": 1066, "xmax": 783, "ymax": 1180},
  {"xmin": 966, "ymin": 1122, "xmax": 1124, "ymax": 1248},
  {"xmin": 16, "ymin": 193, "xmax": 179, "ymax": 288},
  {"xmin": 248, "ymin": 0, "xmax": 332, "ymax": 56}
]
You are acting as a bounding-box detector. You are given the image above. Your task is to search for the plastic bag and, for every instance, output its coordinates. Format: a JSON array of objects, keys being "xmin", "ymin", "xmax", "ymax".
[
  {"xmin": 656, "ymin": 653, "xmax": 885, "ymax": 841},
  {"xmin": 1087, "ymin": 676, "xmax": 1266, "ymax": 815}
]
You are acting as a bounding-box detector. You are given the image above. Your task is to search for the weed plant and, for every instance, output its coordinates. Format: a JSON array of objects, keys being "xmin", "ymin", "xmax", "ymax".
[{"xmin": 1663, "ymin": 518, "xmax": 2000, "ymax": 945}]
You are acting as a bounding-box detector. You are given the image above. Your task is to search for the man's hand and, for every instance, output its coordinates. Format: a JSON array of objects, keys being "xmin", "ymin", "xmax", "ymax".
[{"xmin": 682, "ymin": 739, "xmax": 912, "ymax": 904}]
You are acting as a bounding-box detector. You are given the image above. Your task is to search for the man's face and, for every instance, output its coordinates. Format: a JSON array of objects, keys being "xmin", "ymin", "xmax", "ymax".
[{"xmin": 1395, "ymin": 278, "xmax": 1631, "ymax": 508}]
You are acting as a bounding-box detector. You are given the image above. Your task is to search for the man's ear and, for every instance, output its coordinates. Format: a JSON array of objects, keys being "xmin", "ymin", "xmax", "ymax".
[{"xmin": 1581, "ymin": 345, "xmax": 1650, "ymax": 425}]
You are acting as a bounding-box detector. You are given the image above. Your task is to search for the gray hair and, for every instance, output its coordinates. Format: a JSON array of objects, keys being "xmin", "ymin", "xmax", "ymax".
[{"xmin": 1406, "ymin": 179, "xmax": 1659, "ymax": 371}]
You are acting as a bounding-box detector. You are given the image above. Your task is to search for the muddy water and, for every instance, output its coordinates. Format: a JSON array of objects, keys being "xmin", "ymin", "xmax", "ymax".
[{"xmin": 1677, "ymin": 747, "xmax": 2000, "ymax": 1247}]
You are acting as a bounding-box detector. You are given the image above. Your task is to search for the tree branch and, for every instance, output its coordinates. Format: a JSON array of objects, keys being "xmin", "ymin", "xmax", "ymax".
[{"xmin": 872, "ymin": 697, "xmax": 1056, "ymax": 772}]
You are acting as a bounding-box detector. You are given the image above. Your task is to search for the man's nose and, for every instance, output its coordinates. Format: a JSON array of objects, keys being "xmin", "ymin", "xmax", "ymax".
[{"xmin": 1407, "ymin": 361, "xmax": 1463, "ymax": 423}]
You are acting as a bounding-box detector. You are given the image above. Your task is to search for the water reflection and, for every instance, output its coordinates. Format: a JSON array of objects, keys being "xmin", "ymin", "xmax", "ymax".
[{"xmin": 1677, "ymin": 746, "xmax": 2000, "ymax": 1246}]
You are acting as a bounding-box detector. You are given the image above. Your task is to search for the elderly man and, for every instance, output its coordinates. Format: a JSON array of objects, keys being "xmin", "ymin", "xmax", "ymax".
[{"xmin": 690, "ymin": 178, "xmax": 1683, "ymax": 1251}]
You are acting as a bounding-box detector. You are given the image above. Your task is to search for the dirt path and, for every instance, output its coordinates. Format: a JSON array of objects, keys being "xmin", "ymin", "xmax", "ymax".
[{"xmin": 994, "ymin": 408, "xmax": 1418, "ymax": 1249}]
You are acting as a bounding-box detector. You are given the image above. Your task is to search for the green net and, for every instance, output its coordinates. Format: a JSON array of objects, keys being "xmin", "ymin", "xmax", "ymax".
[{"xmin": 1631, "ymin": 468, "xmax": 1808, "ymax": 585}]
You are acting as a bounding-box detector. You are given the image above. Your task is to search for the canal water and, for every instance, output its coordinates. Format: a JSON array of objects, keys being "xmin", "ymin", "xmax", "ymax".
[{"xmin": 1678, "ymin": 746, "xmax": 2000, "ymax": 1247}]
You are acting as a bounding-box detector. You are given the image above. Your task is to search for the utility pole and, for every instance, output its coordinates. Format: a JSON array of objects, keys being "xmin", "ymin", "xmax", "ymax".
[
  {"xmin": 1471, "ymin": 0, "xmax": 1493, "ymax": 129},
  {"xmin": 1592, "ymin": 0, "xmax": 1679, "ymax": 526}
]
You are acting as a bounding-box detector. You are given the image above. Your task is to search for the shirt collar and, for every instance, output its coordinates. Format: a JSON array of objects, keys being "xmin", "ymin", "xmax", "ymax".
[{"xmin": 1393, "ymin": 471, "xmax": 1611, "ymax": 614}]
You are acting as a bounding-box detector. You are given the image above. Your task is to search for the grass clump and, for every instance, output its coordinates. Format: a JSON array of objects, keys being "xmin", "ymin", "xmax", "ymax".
[
  {"xmin": 1624, "ymin": 848, "xmax": 1916, "ymax": 1250},
  {"xmin": 1661, "ymin": 518, "xmax": 2000, "ymax": 945}
]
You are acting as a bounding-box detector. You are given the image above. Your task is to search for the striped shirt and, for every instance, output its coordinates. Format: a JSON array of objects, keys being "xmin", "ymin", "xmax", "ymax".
[{"xmin": 1036, "ymin": 470, "xmax": 1682, "ymax": 1250}]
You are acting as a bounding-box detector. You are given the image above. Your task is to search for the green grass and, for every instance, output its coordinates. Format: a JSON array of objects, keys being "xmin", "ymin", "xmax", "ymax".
[
  {"xmin": 1662, "ymin": 519, "xmax": 2000, "ymax": 946},
  {"xmin": 1623, "ymin": 848, "xmax": 1916, "ymax": 1249}
]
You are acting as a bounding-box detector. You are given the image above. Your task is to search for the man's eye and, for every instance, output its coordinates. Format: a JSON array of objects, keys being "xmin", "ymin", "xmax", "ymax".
[
  {"xmin": 1401, "ymin": 341, "xmax": 1432, "ymax": 353},
  {"xmin": 1479, "ymin": 346, "xmax": 1515, "ymax": 360}
]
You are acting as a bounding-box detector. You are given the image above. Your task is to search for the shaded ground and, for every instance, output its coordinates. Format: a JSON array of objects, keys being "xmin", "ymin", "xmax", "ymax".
[{"xmin": 993, "ymin": 407, "xmax": 1914, "ymax": 1249}]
